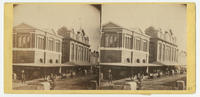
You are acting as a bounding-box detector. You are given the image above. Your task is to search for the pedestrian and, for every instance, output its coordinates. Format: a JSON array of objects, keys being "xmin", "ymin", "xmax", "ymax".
[
  {"xmin": 137, "ymin": 73, "xmax": 143, "ymax": 90},
  {"xmin": 108, "ymin": 73, "xmax": 113, "ymax": 85},
  {"xmin": 84, "ymin": 69, "xmax": 87, "ymax": 76},
  {"xmin": 13, "ymin": 72, "xmax": 17, "ymax": 80},
  {"xmin": 49, "ymin": 73, "xmax": 56, "ymax": 90},
  {"xmin": 108, "ymin": 69, "xmax": 112, "ymax": 85},
  {"xmin": 130, "ymin": 73, "xmax": 134, "ymax": 81},
  {"xmin": 21, "ymin": 70, "xmax": 25, "ymax": 84},
  {"xmin": 100, "ymin": 73, "xmax": 104, "ymax": 81},
  {"xmin": 70, "ymin": 70, "xmax": 73, "ymax": 78}
]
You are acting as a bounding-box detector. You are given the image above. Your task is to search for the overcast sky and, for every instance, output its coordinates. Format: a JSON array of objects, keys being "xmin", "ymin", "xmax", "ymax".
[
  {"xmin": 102, "ymin": 4, "xmax": 186, "ymax": 51},
  {"xmin": 14, "ymin": 4, "xmax": 187, "ymax": 51},
  {"xmin": 14, "ymin": 4, "xmax": 101, "ymax": 51}
]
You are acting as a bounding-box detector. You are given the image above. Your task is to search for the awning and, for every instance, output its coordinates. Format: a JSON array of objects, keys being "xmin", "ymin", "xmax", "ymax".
[
  {"xmin": 151, "ymin": 62, "xmax": 179, "ymax": 66},
  {"xmin": 100, "ymin": 63, "xmax": 160, "ymax": 67},
  {"xmin": 13, "ymin": 63, "xmax": 63, "ymax": 67},
  {"xmin": 13, "ymin": 62, "xmax": 93, "ymax": 67}
]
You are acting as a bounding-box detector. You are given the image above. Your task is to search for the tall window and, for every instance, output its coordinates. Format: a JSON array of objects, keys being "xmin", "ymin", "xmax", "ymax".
[
  {"xmin": 80, "ymin": 46, "xmax": 83, "ymax": 61},
  {"xmin": 17, "ymin": 35, "xmax": 31, "ymax": 48},
  {"xmin": 85, "ymin": 48, "xmax": 87, "ymax": 61},
  {"xmin": 172, "ymin": 48, "xmax": 174, "ymax": 62},
  {"xmin": 75, "ymin": 45, "xmax": 78, "ymax": 61},
  {"xmin": 48, "ymin": 39, "xmax": 54, "ymax": 51},
  {"xmin": 37, "ymin": 36, "xmax": 44, "ymax": 49},
  {"xmin": 124, "ymin": 36, "xmax": 132, "ymax": 49},
  {"xmin": 169, "ymin": 47, "xmax": 171, "ymax": 61},
  {"xmin": 136, "ymin": 38, "xmax": 141, "ymax": 50},
  {"xmin": 158, "ymin": 43, "xmax": 162, "ymax": 61},
  {"xmin": 18, "ymin": 36, "xmax": 22, "ymax": 48},
  {"xmin": 83, "ymin": 47, "xmax": 85, "ymax": 61},
  {"xmin": 56, "ymin": 41, "xmax": 61, "ymax": 52},
  {"xmin": 143, "ymin": 40, "xmax": 148, "ymax": 52},
  {"xmin": 104, "ymin": 33, "xmax": 119, "ymax": 47},
  {"xmin": 77, "ymin": 46, "xmax": 79, "ymax": 61},
  {"xmin": 163, "ymin": 45, "xmax": 165, "ymax": 61},
  {"xmin": 71, "ymin": 43, "xmax": 74, "ymax": 60}
]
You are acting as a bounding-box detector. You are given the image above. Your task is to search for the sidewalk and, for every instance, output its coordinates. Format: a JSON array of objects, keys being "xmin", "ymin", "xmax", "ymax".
[
  {"xmin": 13, "ymin": 78, "xmax": 44, "ymax": 89},
  {"xmin": 13, "ymin": 74, "xmax": 97, "ymax": 90},
  {"xmin": 100, "ymin": 73, "xmax": 186, "ymax": 90}
]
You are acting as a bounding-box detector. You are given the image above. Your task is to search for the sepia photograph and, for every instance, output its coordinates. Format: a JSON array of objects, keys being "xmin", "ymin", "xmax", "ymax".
[
  {"xmin": 12, "ymin": 4, "xmax": 101, "ymax": 90},
  {"xmin": 100, "ymin": 4, "xmax": 187, "ymax": 90},
  {"xmin": 4, "ymin": 2, "xmax": 195, "ymax": 93}
]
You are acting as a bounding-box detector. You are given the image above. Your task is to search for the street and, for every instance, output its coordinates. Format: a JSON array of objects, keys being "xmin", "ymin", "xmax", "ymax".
[
  {"xmin": 13, "ymin": 75, "xmax": 97, "ymax": 90},
  {"xmin": 142, "ymin": 74, "xmax": 186, "ymax": 90},
  {"xmin": 100, "ymin": 73, "xmax": 186, "ymax": 90},
  {"xmin": 13, "ymin": 73, "xmax": 186, "ymax": 90}
]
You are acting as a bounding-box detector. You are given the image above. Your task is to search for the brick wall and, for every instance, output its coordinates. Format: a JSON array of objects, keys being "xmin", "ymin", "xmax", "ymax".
[
  {"xmin": 100, "ymin": 50, "xmax": 121, "ymax": 63},
  {"xmin": 13, "ymin": 51, "xmax": 34, "ymax": 63}
]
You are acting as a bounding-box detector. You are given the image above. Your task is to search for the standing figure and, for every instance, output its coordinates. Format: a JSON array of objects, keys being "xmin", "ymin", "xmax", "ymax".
[
  {"xmin": 137, "ymin": 73, "xmax": 143, "ymax": 90},
  {"xmin": 13, "ymin": 72, "xmax": 17, "ymax": 80},
  {"xmin": 21, "ymin": 70, "xmax": 25, "ymax": 84},
  {"xmin": 49, "ymin": 73, "xmax": 56, "ymax": 90},
  {"xmin": 108, "ymin": 69, "xmax": 112, "ymax": 85},
  {"xmin": 84, "ymin": 69, "xmax": 87, "ymax": 76}
]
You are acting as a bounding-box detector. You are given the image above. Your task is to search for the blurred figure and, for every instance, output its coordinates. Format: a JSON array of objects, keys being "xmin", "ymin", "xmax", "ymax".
[
  {"xmin": 108, "ymin": 69, "xmax": 112, "ymax": 85},
  {"xmin": 84, "ymin": 69, "xmax": 88, "ymax": 76},
  {"xmin": 49, "ymin": 73, "xmax": 56, "ymax": 90},
  {"xmin": 13, "ymin": 72, "xmax": 17, "ymax": 80},
  {"xmin": 21, "ymin": 70, "xmax": 25, "ymax": 84},
  {"xmin": 137, "ymin": 73, "xmax": 143, "ymax": 90}
]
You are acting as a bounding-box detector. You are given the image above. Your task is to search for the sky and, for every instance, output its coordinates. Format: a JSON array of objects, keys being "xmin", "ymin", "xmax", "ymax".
[
  {"xmin": 102, "ymin": 4, "xmax": 187, "ymax": 51},
  {"xmin": 14, "ymin": 4, "xmax": 101, "ymax": 51}
]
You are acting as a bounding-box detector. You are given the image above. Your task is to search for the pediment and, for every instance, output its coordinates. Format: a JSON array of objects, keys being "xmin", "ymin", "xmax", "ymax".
[
  {"xmin": 14, "ymin": 23, "xmax": 36, "ymax": 30},
  {"xmin": 102, "ymin": 22, "xmax": 121, "ymax": 28}
]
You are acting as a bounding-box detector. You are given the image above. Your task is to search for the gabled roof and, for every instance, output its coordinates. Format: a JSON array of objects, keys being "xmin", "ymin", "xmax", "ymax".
[
  {"xmin": 13, "ymin": 23, "xmax": 58, "ymax": 36},
  {"xmin": 14, "ymin": 23, "xmax": 36, "ymax": 30},
  {"xmin": 102, "ymin": 22, "xmax": 122, "ymax": 28},
  {"xmin": 130, "ymin": 27, "xmax": 144, "ymax": 34}
]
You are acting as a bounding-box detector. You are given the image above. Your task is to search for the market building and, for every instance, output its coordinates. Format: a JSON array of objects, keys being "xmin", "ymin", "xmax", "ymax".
[
  {"xmin": 145, "ymin": 26, "xmax": 179, "ymax": 73},
  {"xmin": 57, "ymin": 26, "xmax": 91, "ymax": 74},
  {"xmin": 13, "ymin": 23, "xmax": 63, "ymax": 79},
  {"xmin": 99, "ymin": 22, "xmax": 151, "ymax": 79}
]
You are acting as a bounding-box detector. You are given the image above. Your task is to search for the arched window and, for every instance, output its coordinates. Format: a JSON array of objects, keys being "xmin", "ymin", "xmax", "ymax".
[
  {"xmin": 136, "ymin": 59, "xmax": 140, "ymax": 63},
  {"xmin": 49, "ymin": 59, "xmax": 53, "ymax": 63},
  {"xmin": 56, "ymin": 59, "xmax": 59, "ymax": 63},
  {"xmin": 18, "ymin": 36, "xmax": 22, "ymax": 47},
  {"xmin": 127, "ymin": 58, "xmax": 130, "ymax": 63},
  {"xmin": 40, "ymin": 58, "xmax": 43, "ymax": 63},
  {"xmin": 143, "ymin": 59, "xmax": 146, "ymax": 63},
  {"xmin": 22, "ymin": 36, "xmax": 26, "ymax": 47},
  {"xmin": 26, "ymin": 36, "xmax": 30, "ymax": 48}
]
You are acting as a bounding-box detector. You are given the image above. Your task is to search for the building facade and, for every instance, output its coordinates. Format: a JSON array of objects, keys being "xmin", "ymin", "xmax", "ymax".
[
  {"xmin": 145, "ymin": 27, "xmax": 178, "ymax": 66},
  {"xmin": 100, "ymin": 22, "xmax": 150, "ymax": 66},
  {"xmin": 13, "ymin": 23, "xmax": 63, "ymax": 79},
  {"xmin": 57, "ymin": 27, "xmax": 90, "ymax": 66},
  {"xmin": 99, "ymin": 22, "xmax": 150, "ymax": 79}
]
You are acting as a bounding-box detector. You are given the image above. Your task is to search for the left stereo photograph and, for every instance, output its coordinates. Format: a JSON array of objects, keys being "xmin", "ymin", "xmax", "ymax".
[{"xmin": 11, "ymin": 4, "xmax": 101, "ymax": 90}]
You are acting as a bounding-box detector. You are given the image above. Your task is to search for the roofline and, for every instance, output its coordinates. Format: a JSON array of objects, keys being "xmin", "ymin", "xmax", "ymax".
[{"xmin": 102, "ymin": 26, "xmax": 151, "ymax": 38}]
